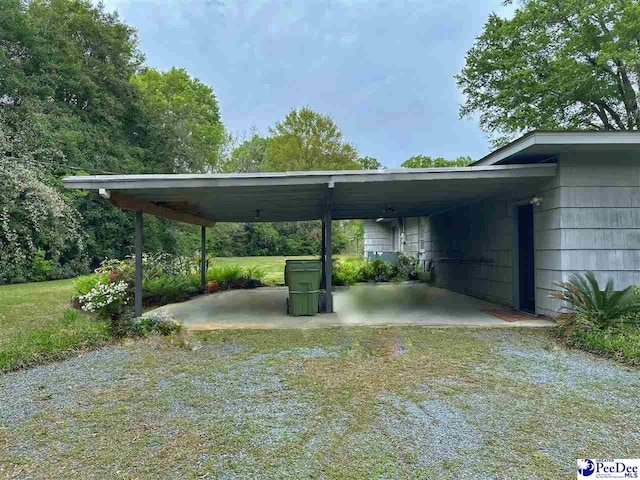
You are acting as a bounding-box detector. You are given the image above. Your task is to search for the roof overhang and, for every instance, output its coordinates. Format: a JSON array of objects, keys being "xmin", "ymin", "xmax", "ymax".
[
  {"xmin": 63, "ymin": 163, "xmax": 557, "ymax": 224},
  {"xmin": 473, "ymin": 130, "xmax": 640, "ymax": 166}
]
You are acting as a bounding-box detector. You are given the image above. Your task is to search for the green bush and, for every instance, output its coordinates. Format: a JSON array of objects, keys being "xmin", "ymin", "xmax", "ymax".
[
  {"xmin": 550, "ymin": 272, "xmax": 640, "ymax": 329},
  {"xmin": 142, "ymin": 275, "xmax": 200, "ymax": 307},
  {"xmin": 333, "ymin": 259, "xmax": 367, "ymax": 286},
  {"xmin": 73, "ymin": 272, "xmax": 109, "ymax": 296},
  {"xmin": 361, "ymin": 259, "xmax": 395, "ymax": 282},
  {"xmin": 332, "ymin": 257, "xmax": 420, "ymax": 285},
  {"xmin": 206, "ymin": 264, "xmax": 264, "ymax": 290},
  {"xmin": 559, "ymin": 318, "xmax": 640, "ymax": 366},
  {"xmin": 206, "ymin": 264, "xmax": 244, "ymax": 282},
  {"xmin": 75, "ymin": 257, "xmax": 268, "ymax": 320},
  {"xmin": 394, "ymin": 254, "xmax": 419, "ymax": 281},
  {"xmin": 119, "ymin": 311, "xmax": 183, "ymax": 337},
  {"xmin": 77, "ymin": 280, "xmax": 133, "ymax": 335},
  {"xmin": 245, "ymin": 266, "xmax": 266, "ymax": 283},
  {"xmin": 31, "ymin": 249, "xmax": 55, "ymax": 282}
]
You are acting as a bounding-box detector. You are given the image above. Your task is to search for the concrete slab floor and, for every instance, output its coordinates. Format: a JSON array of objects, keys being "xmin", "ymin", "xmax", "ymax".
[{"xmin": 149, "ymin": 283, "xmax": 556, "ymax": 330}]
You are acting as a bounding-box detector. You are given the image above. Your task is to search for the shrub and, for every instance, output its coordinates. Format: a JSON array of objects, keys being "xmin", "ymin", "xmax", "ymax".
[
  {"xmin": 0, "ymin": 162, "xmax": 88, "ymax": 284},
  {"xmin": 206, "ymin": 264, "xmax": 244, "ymax": 282},
  {"xmin": 550, "ymin": 272, "xmax": 640, "ymax": 329},
  {"xmin": 332, "ymin": 257, "xmax": 420, "ymax": 285},
  {"xmin": 394, "ymin": 254, "xmax": 420, "ymax": 281},
  {"xmin": 120, "ymin": 311, "xmax": 182, "ymax": 337},
  {"xmin": 205, "ymin": 263, "xmax": 264, "ymax": 290},
  {"xmin": 95, "ymin": 257, "xmax": 134, "ymax": 284},
  {"xmin": 556, "ymin": 314, "xmax": 640, "ymax": 367},
  {"xmin": 333, "ymin": 259, "xmax": 367, "ymax": 286},
  {"xmin": 74, "ymin": 272, "xmax": 109, "ymax": 296},
  {"xmin": 245, "ymin": 266, "xmax": 266, "ymax": 283},
  {"xmin": 75, "ymin": 256, "xmax": 267, "ymax": 323},
  {"xmin": 361, "ymin": 259, "xmax": 394, "ymax": 282},
  {"xmin": 78, "ymin": 281, "xmax": 130, "ymax": 316},
  {"xmin": 142, "ymin": 274, "xmax": 200, "ymax": 307},
  {"xmin": 77, "ymin": 280, "xmax": 132, "ymax": 335}
]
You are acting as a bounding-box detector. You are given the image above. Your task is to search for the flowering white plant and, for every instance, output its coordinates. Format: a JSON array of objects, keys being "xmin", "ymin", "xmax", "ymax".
[
  {"xmin": 78, "ymin": 281, "xmax": 130, "ymax": 313},
  {"xmin": 0, "ymin": 159, "xmax": 87, "ymax": 284}
]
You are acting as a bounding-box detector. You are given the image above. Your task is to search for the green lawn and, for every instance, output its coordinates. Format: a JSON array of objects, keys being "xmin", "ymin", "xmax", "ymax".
[
  {"xmin": 1, "ymin": 327, "xmax": 638, "ymax": 478},
  {"xmin": 0, "ymin": 256, "xmax": 351, "ymax": 372},
  {"xmin": 0, "ymin": 279, "xmax": 110, "ymax": 372},
  {"xmin": 212, "ymin": 254, "xmax": 354, "ymax": 285}
]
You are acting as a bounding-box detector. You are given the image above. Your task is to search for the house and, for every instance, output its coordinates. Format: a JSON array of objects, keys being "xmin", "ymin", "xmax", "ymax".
[
  {"xmin": 65, "ymin": 130, "xmax": 640, "ymax": 318},
  {"xmin": 364, "ymin": 131, "xmax": 640, "ymax": 316}
]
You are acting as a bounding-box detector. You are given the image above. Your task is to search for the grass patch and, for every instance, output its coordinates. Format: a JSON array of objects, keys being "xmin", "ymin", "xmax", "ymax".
[
  {"xmin": 0, "ymin": 279, "xmax": 111, "ymax": 372},
  {"xmin": 212, "ymin": 255, "xmax": 356, "ymax": 285},
  {"xmin": 0, "ymin": 256, "xmax": 354, "ymax": 372},
  {"xmin": 561, "ymin": 324, "xmax": 640, "ymax": 366},
  {"xmin": 2, "ymin": 327, "xmax": 638, "ymax": 478}
]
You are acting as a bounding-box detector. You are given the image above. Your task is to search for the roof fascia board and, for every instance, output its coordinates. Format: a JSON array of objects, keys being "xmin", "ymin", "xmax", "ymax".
[
  {"xmin": 63, "ymin": 164, "xmax": 557, "ymax": 191},
  {"xmin": 473, "ymin": 132, "xmax": 537, "ymax": 166},
  {"xmin": 329, "ymin": 163, "xmax": 555, "ymax": 183},
  {"xmin": 474, "ymin": 130, "xmax": 640, "ymax": 166}
]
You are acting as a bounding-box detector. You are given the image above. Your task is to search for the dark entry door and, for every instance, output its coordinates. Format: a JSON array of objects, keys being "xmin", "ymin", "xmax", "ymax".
[{"xmin": 517, "ymin": 204, "xmax": 535, "ymax": 313}]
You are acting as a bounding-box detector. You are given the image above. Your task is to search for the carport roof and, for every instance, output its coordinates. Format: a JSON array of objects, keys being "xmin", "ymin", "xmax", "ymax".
[
  {"xmin": 67, "ymin": 130, "xmax": 640, "ymax": 225},
  {"xmin": 63, "ymin": 163, "xmax": 557, "ymax": 224}
]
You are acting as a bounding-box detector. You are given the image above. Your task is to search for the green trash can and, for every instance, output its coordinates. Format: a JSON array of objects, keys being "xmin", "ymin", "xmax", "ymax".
[{"xmin": 285, "ymin": 259, "xmax": 322, "ymax": 316}]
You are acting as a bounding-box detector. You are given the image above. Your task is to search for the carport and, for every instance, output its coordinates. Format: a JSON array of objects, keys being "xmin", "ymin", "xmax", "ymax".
[{"xmin": 63, "ymin": 163, "xmax": 557, "ymax": 317}]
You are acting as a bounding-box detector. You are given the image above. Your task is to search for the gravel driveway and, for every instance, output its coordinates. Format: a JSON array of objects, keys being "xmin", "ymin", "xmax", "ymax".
[{"xmin": 1, "ymin": 327, "xmax": 638, "ymax": 479}]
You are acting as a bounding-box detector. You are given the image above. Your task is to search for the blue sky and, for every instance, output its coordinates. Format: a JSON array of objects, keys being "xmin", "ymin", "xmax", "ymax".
[{"xmin": 101, "ymin": 0, "xmax": 514, "ymax": 167}]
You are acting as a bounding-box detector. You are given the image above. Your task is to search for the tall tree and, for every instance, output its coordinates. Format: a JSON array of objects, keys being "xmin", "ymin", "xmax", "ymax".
[
  {"xmin": 0, "ymin": 0, "xmax": 149, "ymax": 174},
  {"xmin": 457, "ymin": 0, "xmax": 640, "ymax": 143},
  {"xmin": 221, "ymin": 133, "xmax": 270, "ymax": 173},
  {"xmin": 131, "ymin": 67, "xmax": 226, "ymax": 173},
  {"xmin": 401, "ymin": 155, "xmax": 472, "ymax": 168},
  {"xmin": 357, "ymin": 156, "xmax": 384, "ymax": 170},
  {"xmin": 0, "ymin": 0, "xmax": 208, "ymax": 277},
  {"xmin": 265, "ymin": 107, "xmax": 359, "ymax": 171}
]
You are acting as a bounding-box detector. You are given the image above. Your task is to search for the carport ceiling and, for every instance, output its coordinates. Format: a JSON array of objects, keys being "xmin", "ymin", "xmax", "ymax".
[{"xmin": 63, "ymin": 164, "xmax": 557, "ymax": 224}]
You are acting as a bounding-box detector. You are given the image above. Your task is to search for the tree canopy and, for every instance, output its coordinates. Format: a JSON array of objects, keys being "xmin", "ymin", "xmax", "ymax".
[
  {"xmin": 401, "ymin": 155, "xmax": 472, "ymax": 168},
  {"xmin": 457, "ymin": 0, "xmax": 640, "ymax": 143},
  {"xmin": 356, "ymin": 156, "xmax": 384, "ymax": 170},
  {"xmin": 221, "ymin": 133, "xmax": 270, "ymax": 173},
  {"xmin": 265, "ymin": 107, "xmax": 360, "ymax": 171},
  {"xmin": 131, "ymin": 67, "xmax": 226, "ymax": 173}
]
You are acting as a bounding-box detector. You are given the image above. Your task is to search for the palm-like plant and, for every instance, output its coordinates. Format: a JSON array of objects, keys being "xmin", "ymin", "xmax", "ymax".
[{"xmin": 550, "ymin": 272, "xmax": 640, "ymax": 328}]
